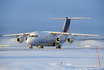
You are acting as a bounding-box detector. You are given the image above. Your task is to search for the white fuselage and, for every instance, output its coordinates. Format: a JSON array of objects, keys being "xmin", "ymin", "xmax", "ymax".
[{"xmin": 26, "ymin": 31, "xmax": 58, "ymax": 46}]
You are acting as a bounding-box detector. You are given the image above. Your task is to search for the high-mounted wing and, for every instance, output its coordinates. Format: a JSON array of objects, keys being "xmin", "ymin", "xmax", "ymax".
[
  {"xmin": 3, "ymin": 33, "xmax": 30, "ymax": 37},
  {"xmin": 48, "ymin": 31, "xmax": 100, "ymax": 37}
]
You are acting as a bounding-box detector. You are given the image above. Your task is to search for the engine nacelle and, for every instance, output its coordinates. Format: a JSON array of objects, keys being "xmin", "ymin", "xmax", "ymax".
[
  {"xmin": 17, "ymin": 36, "xmax": 24, "ymax": 43},
  {"xmin": 56, "ymin": 35, "xmax": 66, "ymax": 43},
  {"xmin": 67, "ymin": 36, "xmax": 75, "ymax": 43}
]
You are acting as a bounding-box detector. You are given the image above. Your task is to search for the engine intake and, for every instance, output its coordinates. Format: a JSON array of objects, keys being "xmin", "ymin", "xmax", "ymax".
[
  {"xmin": 56, "ymin": 35, "xmax": 66, "ymax": 43},
  {"xmin": 17, "ymin": 36, "xmax": 24, "ymax": 43},
  {"xmin": 56, "ymin": 37, "xmax": 61, "ymax": 43},
  {"xmin": 67, "ymin": 36, "xmax": 75, "ymax": 43}
]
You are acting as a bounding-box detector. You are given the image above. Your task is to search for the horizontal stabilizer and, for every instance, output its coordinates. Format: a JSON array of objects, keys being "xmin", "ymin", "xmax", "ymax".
[{"xmin": 51, "ymin": 17, "xmax": 90, "ymax": 20}]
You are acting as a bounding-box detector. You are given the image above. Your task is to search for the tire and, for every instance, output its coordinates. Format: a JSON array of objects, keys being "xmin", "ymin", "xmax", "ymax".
[
  {"xmin": 39, "ymin": 46, "xmax": 44, "ymax": 49},
  {"xmin": 41, "ymin": 46, "xmax": 44, "ymax": 49},
  {"xmin": 56, "ymin": 46, "xmax": 61, "ymax": 49},
  {"xmin": 29, "ymin": 45, "xmax": 33, "ymax": 49},
  {"xmin": 39, "ymin": 46, "xmax": 41, "ymax": 49},
  {"xmin": 59, "ymin": 46, "xmax": 61, "ymax": 49},
  {"xmin": 56, "ymin": 46, "xmax": 58, "ymax": 49}
]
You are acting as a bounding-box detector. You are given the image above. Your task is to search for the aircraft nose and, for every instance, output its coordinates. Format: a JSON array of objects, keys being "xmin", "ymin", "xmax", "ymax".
[
  {"xmin": 26, "ymin": 38, "xmax": 33, "ymax": 45},
  {"xmin": 26, "ymin": 37, "xmax": 39, "ymax": 45}
]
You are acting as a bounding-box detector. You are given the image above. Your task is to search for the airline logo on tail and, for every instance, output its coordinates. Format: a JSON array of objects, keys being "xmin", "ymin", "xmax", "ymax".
[{"xmin": 62, "ymin": 17, "xmax": 71, "ymax": 33}]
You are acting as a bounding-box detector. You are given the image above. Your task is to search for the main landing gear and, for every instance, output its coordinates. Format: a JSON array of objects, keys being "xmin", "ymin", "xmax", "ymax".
[
  {"xmin": 36, "ymin": 46, "xmax": 44, "ymax": 49},
  {"xmin": 39, "ymin": 46, "xmax": 44, "ymax": 49},
  {"xmin": 55, "ymin": 42, "xmax": 62, "ymax": 49},
  {"xmin": 56, "ymin": 46, "xmax": 61, "ymax": 49},
  {"xmin": 29, "ymin": 45, "xmax": 44, "ymax": 49},
  {"xmin": 56, "ymin": 45, "xmax": 61, "ymax": 49}
]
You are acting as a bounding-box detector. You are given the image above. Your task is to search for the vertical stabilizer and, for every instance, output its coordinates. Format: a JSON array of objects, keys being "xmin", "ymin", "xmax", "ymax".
[
  {"xmin": 61, "ymin": 17, "xmax": 71, "ymax": 33},
  {"xmin": 51, "ymin": 17, "xmax": 89, "ymax": 33}
]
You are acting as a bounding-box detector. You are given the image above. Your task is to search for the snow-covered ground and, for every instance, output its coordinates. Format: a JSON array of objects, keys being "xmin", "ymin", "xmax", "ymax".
[
  {"xmin": 0, "ymin": 47, "xmax": 104, "ymax": 70},
  {"xmin": 0, "ymin": 37, "xmax": 104, "ymax": 70}
]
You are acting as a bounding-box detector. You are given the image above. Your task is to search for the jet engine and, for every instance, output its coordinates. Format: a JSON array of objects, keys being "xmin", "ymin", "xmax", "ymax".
[
  {"xmin": 56, "ymin": 35, "xmax": 66, "ymax": 43},
  {"xmin": 67, "ymin": 36, "xmax": 75, "ymax": 43},
  {"xmin": 17, "ymin": 36, "xmax": 24, "ymax": 43}
]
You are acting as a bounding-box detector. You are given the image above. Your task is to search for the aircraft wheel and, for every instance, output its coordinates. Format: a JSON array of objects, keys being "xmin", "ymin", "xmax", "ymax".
[
  {"xmin": 56, "ymin": 47, "xmax": 58, "ymax": 49},
  {"xmin": 39, "ymin": 46, "xmax": 43, "ymax": 49},
  {"xmin": 41, "ymin": 46, "xmax": 44, "ymax": 49},
  {"xmin": 29, "ymin": 45, "xmax": 33, "ymax": 49},
  {"xmin": 59, "ymin": 46, "xmax": 61, "ymax": 49},
  {"xmin": 36, "ymin": 46, "xmax": 38, "ymax": 48},
  {"xmin": 39, "ymin": 46, "xmax": 41, "ymax": 49},
  {"xmin": 56, "ymin": 46, "xmax": 61, "ymax": 49},
  {"xmin": 56, "ymin": 46, "xmax": 59, "ymax": 49}
]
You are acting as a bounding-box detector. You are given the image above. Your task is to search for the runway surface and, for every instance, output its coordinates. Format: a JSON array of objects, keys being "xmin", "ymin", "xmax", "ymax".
[
  {"xmin": 0, "ymin": 46, "xmax": 104, "ymax": 51},
  {"xmin": 0, "ymin": 46, "xmax": 104, "ymax": 70}
]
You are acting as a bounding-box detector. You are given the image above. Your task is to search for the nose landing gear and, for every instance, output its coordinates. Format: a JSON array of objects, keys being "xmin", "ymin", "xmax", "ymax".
[{"xmin": 29, "ymin": 45, "xmax": 33, "ymax": 49}]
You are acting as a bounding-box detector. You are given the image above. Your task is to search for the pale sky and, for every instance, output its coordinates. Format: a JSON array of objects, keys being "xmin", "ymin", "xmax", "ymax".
[{"xmin": 0, "ymin": 0, "xmax": 104, "ymax": 36}]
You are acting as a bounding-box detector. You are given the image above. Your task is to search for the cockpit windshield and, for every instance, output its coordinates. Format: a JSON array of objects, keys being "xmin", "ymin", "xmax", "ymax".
[{"xmin": 29, "ymin": 35, "xmax": 39, "ymax": 38}]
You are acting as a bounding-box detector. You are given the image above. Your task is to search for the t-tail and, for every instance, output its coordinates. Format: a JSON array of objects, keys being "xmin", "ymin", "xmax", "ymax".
[
  {"xmin": 62, "ymin": 17, "xmax": 70, "ymax": 33},
  {"xmin": 51, "ymin": 17, "xmax": 89, "ymax": 33}
]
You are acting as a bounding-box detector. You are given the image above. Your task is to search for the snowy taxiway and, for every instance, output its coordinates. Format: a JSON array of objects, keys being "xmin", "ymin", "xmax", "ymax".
[{"xmin": 0, "ymin": 47, "xmax": 104, "ymax": 70}]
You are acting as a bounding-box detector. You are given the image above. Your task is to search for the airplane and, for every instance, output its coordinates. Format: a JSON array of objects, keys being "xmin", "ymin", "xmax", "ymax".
[{"xmin": 3, "ymin": 17, "xmax": 100, "ymax": 49}]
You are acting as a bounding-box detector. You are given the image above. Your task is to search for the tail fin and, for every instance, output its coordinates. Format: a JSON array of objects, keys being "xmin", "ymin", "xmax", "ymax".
[
  {"xmin": 62, "ymin": 17, "xmax": 70, "ymax": 33},
  {"xmin": 51, "ymin": 17, "xmax": 89, "ymax": 33}
]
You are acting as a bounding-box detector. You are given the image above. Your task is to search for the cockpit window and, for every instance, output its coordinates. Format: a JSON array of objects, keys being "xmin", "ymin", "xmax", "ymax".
[
  {"xmin": 29, "ymin": 35, "xmax": 39, "ymax": 38},
  {"xmin": 34, "ymin": 35, "xmax": 39, "ymax": 38}
]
